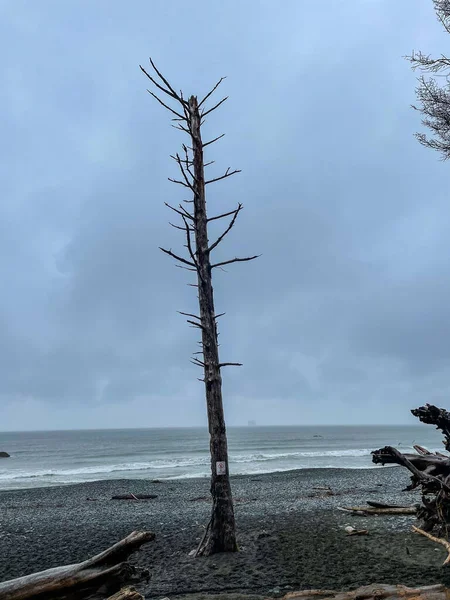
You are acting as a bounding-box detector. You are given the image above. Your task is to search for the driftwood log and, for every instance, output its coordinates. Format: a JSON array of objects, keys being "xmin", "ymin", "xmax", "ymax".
[
  {"xmin": 338, "ymin": 505, "xmax": 417, "ymax": 516},
  {"xmin": 282, "ymin": 584, "xmax": 448, "ymax": 600},
  {"xmin": 111, "ymin": 495, "xmax": 157, "ymax": 500},
  {"xmin": 0, "ymin": 530, "xmax": 154, "ymax": 600}
]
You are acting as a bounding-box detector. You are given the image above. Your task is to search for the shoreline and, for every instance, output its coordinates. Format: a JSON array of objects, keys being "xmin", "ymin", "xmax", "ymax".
[
  {"xmin": 0, "ymin": 465, "xmax": 393, "ymax": 493},
  {"xmin": 1, "ymin": 467, "xmax": 449, "ymax": 597}
]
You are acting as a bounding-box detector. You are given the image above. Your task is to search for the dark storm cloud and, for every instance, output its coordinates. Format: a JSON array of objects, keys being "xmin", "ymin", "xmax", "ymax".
[{"xmin": 1, "ymin": 0, "xmax": 449, "ymax": 429}]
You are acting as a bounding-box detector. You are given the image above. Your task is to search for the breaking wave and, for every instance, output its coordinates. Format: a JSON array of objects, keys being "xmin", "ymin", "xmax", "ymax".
[{"xmin": 0, "ymin": 448, "xmax": 381, "ymax": 484}]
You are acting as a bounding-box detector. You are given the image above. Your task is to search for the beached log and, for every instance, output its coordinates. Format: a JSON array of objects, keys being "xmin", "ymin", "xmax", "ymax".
[
  {"xmin": 107, "ymin": 587, "xmax": 144, "ymax": 600},
  {"xmin": 282, "ymin": 584, "xmax": 448, "ymax": 600},
  {"xmin": 413, "ymin": 526, "xmax": 450, "ymax": 565},
  {"xmin": 111, "ymin": 494, "xmax": 157, "ymax": 500},
  {"xmin": 0, "ymin": 530, "xmax": 154, "ymax": 600},
  {"xmin": 338, "ymin": 505, "xmax": 417, "ymax": 516},
  {"xmin": 366, "ymin": 501, "xmax": 413, "ymax": 509}
]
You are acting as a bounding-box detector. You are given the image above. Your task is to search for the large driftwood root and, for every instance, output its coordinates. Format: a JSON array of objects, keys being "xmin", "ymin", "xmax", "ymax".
[
  {"xmin": 281, "ymin": 584, "xmax": 447, "ymax": 600},
  {"xmin": 372, "ymin": 404, "xmax": 450, "ymax": 534},
  {"xmin": 0, "ymin": 530, "xmax": 154, "ymax": 600}
]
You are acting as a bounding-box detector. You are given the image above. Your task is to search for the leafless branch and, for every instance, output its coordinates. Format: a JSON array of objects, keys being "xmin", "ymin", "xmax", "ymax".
[
  {"xmin": 208, "ymin": 204, "xmax": 242, "ymax": 252},
  {"xmin": 202, "ymin": 97, "xmax": 228, "ymax": 118},
  {"xmin": 214, "ymin": 313, "xmax": 226, "ymax": 319},
  {"xmin": 191, "ymin": 357, "xmax": 206, "ymax": 368},
  {"xmin": 187, "ymin": 319, "xmax": 206, "ymax": 330},
  {"xmin": 164, "ymin": 202, "xmax": 194, "ymax": 221},
  {"xmin": 170, "ymin": 153, "xmax": 196, "ymax": 192},
  {"xmin": 169, "ymin": 221, "xmax": 194, "ymax": 232},
  {"xmin": 205, "ymin": 168, "xmax": 241, "ymax": 185},
  {"xmin": 203, "ymin": 133, "xmax": 225, "ymax": 148},
  {"xmin": 172, "ymin": 123, "xmax": 191, "ymax": 135},
  {"xmin": 140, "ymin": 64, "xmax": 182, "ymax": 105},
  {"xmin": 178, "ymin": 311, "xmax": 201, "ymax": 320},
  {"xmin": 182, "ymin": 216, "xmax": 199, "ymax": 269},
  {"xmin": 219, "ymin": 362, "xmax": 243, "ymax": 368},
  {"xmin": 208, "ymin": 208, "xmax": 240, "ymax": 222},
  {"xmin": 212, "ymin": 255, "xmax": 261, "ymax": 269},
  {"xmin": 149, "ymin": 58, "xmax": 186, "ymax": 103},
  {"xmin": 146, "ymin": 90, "xmax": 186, "ymax": 120},
  {"xmin": 198, "ymin": 77, "xmax": 226, "ymax": 108},
  {"xmin": 159, "ymin": 247, "xmax": 196, "ymax": 268}
]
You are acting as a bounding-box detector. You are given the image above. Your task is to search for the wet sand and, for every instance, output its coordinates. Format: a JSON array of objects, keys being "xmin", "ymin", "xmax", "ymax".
[{"xmin": 1, "ymin": 468, "xmax": 449, "ymax": 598}]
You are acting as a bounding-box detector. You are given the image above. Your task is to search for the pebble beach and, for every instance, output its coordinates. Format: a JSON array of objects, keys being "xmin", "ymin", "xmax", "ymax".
[{"xmin": 1, "ymin": 467, "xmax": 449, "ymax": 598}]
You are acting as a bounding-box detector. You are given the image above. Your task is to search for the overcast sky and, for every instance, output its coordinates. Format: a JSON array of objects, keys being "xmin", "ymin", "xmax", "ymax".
[{"xmin": 1, "ymin": 0, "xmax": 449, "ymax": 430}]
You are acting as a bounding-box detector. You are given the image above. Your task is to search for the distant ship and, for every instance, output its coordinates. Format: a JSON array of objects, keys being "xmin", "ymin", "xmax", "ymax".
[{"xmin": 247, "ymin": 420, "xmax": 256, "ymax": 427}]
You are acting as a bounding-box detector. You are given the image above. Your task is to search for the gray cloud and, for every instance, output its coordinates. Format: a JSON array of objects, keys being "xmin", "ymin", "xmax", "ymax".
[{"xmin": 0, "ymin": 0, "xmax": 449, "ymax": 430}]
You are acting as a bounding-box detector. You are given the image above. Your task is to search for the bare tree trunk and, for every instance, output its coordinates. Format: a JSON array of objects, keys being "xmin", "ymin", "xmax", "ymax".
[
  {"xmin": 140, "ymin": 59, "xmax": 258, "ymax": 555},
  {"xmin": 189, "ymin": 96, "xmax": 237, "ymax": 554}
]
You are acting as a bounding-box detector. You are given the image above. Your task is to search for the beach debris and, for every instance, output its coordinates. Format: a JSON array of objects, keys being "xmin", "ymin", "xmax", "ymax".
[
  {"xmin": 366, "ymin": 501, "xmax": 413, "ymax": 509},
  {"xmin": 0, "ymin": 530, "xmax": 154, "ymax": 600},
  {"xmin": 338, "ymin": 505, "xmax": 417, "ymax": 516},
  {"xmin": 372, "ymin": 404, "xmax": 450, "ymax": 535},
  {"xmin": 111, "ymin": 494, "xmax": 158, "ymax": 500},
  {"xmin": 413, "ymin": 526, "xmax": 450, "ymax": 565},
  {"xmin": 0, "ymin": 451, "xmax": 10, "ymax": 458},
  {"xmin": 281, "ymin": 584, "xmax": 448, "ymax": 600},
  {"xmin": 310, "ymin": 486, "xmax": 336, "ymax": 497},
  {"xmin": 107, "ymin": 587, "xmax": 144, "ymax": 600},
  {"xmin": 344, "ymin": 526, "xmax": 369, "ymax": 536}
]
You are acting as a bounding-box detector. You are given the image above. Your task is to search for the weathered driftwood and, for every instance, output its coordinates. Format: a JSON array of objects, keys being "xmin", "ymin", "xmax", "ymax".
[
  {"xmin": 282, "ymin": 584, "xmax": 447, "ymax": 600},
  {"xmin": 111, "ymin": 494, "xmax": 157, "ymax": 500},
  {"xmin": 0, "ymin": 530, "xmax": 154, "ymax": 600},
  {"xmin": 413, "ymin": 526, "xmax": 450, "ymax": 565},
  {"xmin": 366, "ymin": 501, "xmax": 412, "ymax": 509},
  {"xmin": 106, "ymin": 587, "xmax": 144, "ymax": 600},
  {"xmin": 372, "ymin": 404, "xmax": 450, "ymax": 534},
  {"xmin": 338, "ymin": 505, "xmax": 417, "ymax": 516}
]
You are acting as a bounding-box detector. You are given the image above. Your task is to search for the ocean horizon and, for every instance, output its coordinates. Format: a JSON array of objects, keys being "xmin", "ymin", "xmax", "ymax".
[{"xmin": 0, "ymin": 424, "xmax": 444, "ymax": 491}]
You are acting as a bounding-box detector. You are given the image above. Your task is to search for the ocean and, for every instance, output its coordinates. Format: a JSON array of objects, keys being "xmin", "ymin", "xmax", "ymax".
[{"xmin": 0, "ymin": 425, "xmax": 444, "ymax": 491}]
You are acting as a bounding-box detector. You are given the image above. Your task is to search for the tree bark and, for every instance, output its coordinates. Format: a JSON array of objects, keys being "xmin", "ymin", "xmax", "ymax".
[
  {"xmin": 189, "ymin": 95, "xmax": 237, "ymax": 555},
  {"xmin": 0, "ymin": 530, "xmax": 154, "ymax": 600}
]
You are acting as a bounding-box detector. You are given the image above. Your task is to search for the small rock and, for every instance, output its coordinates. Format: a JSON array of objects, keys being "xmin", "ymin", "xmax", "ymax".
[
  {"xmin": 271, "ymin": 587, "xmax": 283, "ymax": 598},
  {"xmin": 258, "ymin": 530, "xmax": 270, "ymax": 539},
  {"xmin": 188, "ymin": 549, "xmax": 196, "ymax": 557},
  {"xmin": 0, "ymin": 452, "xmax": 10, "ymax": 458}
]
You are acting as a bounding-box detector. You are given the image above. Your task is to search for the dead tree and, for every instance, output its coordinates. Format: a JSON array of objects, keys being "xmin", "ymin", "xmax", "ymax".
[
  {"xmin": 140, "ymin": 59, "xmax": 259, "ymax": 555},
  {"xmin": 372, "ymin": 404, "xmax": 450, "ymax": 535},
  {"xmin": 406, "ymin": 0, "xmax": 450, "ymax": 159}
]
